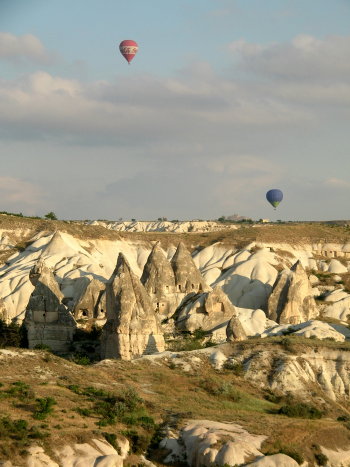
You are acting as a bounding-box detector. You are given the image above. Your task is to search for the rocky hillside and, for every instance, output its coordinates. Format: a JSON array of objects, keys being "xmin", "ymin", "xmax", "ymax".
[
  {"xmin": 2, "ymin": 215, "xmax": 350, "ymax": 465},
  {"xmin": 1, "ymin": 342, "xmax": 350, "ymax": 466}
]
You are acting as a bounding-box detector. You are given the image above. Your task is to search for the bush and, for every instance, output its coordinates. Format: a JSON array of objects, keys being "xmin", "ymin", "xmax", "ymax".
[
  {"xmin": 0, "ymin": 381, "xmax": 35, "ymax": 402},
  {"xmin": 199, "ymin": 378, "xmax": 242, "ymax": 402},
  {"xmin": 33, "ymin": 397, "xmax": 57, "ymax": 420},
  {"xmin": 278, "ymin": 402, "xmax": 323, "ymax": 419},
  {"xmin": 0, "ymin": 320, "xmax": 27, "ymax": 348},
  {"xmin": 315, "ymin": 452, "xmax": 328, "ymax": 466}
]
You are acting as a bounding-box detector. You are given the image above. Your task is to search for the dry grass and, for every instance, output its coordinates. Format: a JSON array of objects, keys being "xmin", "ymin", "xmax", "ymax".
[
  {"xmin": 1, "ymin": 215, "xmax": 350, "ymax": 256},
  {"xmin": 0, "ymin": 344, "xmax": 349, "ymax": 465}
]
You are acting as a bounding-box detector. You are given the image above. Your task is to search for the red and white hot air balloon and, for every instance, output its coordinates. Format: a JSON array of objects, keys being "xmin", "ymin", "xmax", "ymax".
[{"xmin": 119, "ymin": 40, "xmax": 138, "ymax": 64}]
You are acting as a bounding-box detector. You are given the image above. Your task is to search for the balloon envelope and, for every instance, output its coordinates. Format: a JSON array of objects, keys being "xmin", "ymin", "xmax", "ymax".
[
  {"xmin": 266, "ymin": 189, "xmax": 283, "ymax": 208},
  {"xmin": 119, "ymin": 40, "xmax": 138, "ymax": 63}
]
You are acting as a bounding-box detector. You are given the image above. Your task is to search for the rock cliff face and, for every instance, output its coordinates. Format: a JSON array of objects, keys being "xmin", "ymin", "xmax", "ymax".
[
  {"xmin": 267, "ymin": 260, "xmax": 318, "ymax": 324},
  {"xmin": 0, "ymin": 298, "xmax": 8, "ymax": 322},
  {"xmin": 141, "ymin": 241, "xmax": 178, "ymax": 318},
  {"xmin": 24, "ymin": 261, "xmax": 76, "ymax": 352},
  {"xmin": 171, "ymin": 242, "xmax": 211, "ymax": 295},
  {"xmin": 239, "ymin": 345, "xmax": 350, "ymax": 401},
  {"xmin": 176, "ymin": 286, "xmax": 246, "ymax": 342},
  {"xmin": 101, "ymin": 253, "xmax": 165, "ymax": 360},
  {"xmin": 72, "ymin": 277, "xmax": 106, "ymax": 321}
]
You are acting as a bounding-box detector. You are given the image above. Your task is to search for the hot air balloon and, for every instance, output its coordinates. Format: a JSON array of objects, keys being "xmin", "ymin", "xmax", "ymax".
[
  {"xmin": 266, "ymin": 189, "xmax": 283, "ymax": 209},
  {"xmin": 119, "ymin": 40, "xmax": 138, "ymax": 64}
]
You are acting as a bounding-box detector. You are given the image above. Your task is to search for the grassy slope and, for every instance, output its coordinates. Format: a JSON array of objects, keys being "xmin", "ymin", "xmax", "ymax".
[
  {"xmin": 1, "ymin": 214, "xmax": 350, "ymax": 253},
  {"xmin": 1, "ymin": 341, "xmax": 350, "ymax": 466}
]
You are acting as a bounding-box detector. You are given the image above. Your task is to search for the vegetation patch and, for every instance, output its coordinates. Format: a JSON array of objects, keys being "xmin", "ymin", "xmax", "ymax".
[{"xmin": 278, "ymin": 402, "xmax": 323, "ymax": 419}]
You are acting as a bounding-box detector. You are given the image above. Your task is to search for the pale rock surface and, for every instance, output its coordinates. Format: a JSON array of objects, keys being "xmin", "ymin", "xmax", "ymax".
[
  {"xmin": 246, "ymin": 454, "xmax": 300, "ymax": 466},
  {"xmin": 171, "ymin": 242, "xmax": 211, "ymax": 294},
  {"xmin": 214, "ymin": 248, "xmax": 278, "ymax": 310},
  {"xmin": 267, "ymin": 261, "xmax": 318, "ymax": 324},
  {"xmin": 242, "ymin": 346, "xmax": 350, "ymax": 400},
  {"xmin": 101, "ymin": 253, "xmax": 165, "ymax": 360},
  {"xmin": 17, "ymin": 437, "xmax": 129, "ymax": 467},
  {"xmin": 320, "ymin": 446, "xmax": 350, "ymax": 467},
  {"xmin": 322, "ymin": 295, "xmax": 350, "ymax": 321},
  {"xmin": 0, "ymin": 230, "xmax": 153, "ymax": 323},
  {"xmin": 72, "ymin": 276, "xmax": 106, "ymax": 321},
  {"xmin": 323, "ymin": 289, "xmax": 349, "ymax": 302},
  {"xmin": 327, "ymin": 259, "xmax": 348, "ymax": 274},
  {"xmin": 226, "ymin": 314, "xmax": 248, "ymax": 342},
  {"xmin": 161, "ymin": 420, "xmax": 266, "ymax": 466},
  {"xmin": 261, "ymin": 320, "xmax": 349, "ymax": 342},
  {"xmin": 209, "ymin": 350, "xmax": 227, "ymax": 369},
  {"xmin": 91, "ymin": 220, "xmax": 238, "ymax": 233},
  {"xmin": 140, "ymin": 241, "xmax": 179, "ymax": 318},
  {"xmin": 176, "ymin": 286, "xmax": 245, "ymax": 339},
  {"xmin": 236, "ymin": 308, "xmax": 277, "ymax": 337},
  {"xmin": 24, "ymin": 261, "xmax": 76, "ymax": 352}
]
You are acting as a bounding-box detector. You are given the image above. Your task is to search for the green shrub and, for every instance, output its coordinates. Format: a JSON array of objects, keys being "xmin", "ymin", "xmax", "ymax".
[
  {"xmin": 0, "ymin": 320, "xmax": 27, "ymax": 348},
  {"xmin": 0, "ymin": 381, "xmax": 34, "ymax": 402},
  {"xmin": 0, "ymin": 416, "xmax": 48, "ymax": 449},
  {"xmin": 315, "ymin": 452, "xmax": 328, "ymax": 466},
  {"xmin": 199, "ymin": 378, "xmax": 242, "ymax": 402},
  {"xmin": 33, "ymin": 397, "xmax": 57, "ymax": 420},
  {"xmin": 278, "ymin": 402, "xmax": 323, "ymax": 419}
]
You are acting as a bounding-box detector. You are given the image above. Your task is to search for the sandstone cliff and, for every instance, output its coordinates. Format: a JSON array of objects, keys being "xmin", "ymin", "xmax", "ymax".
[
  {"xmin": 101, "ymin": 253, "xmax": 165, "ymax": 360},
  {"xmin": 24, "ymin": 261, "xmax": 76, "ymax": 352},
  {"xmin": 267, "ymin": 260, "xmax": 318, "ymax": 324}
]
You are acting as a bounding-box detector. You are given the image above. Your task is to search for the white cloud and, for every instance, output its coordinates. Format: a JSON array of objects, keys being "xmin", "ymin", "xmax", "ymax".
[
  {"xmin": 228, "ymin": 34, "xmax": 350, "ymax": 82},
  {"xmin": 325, "ymin": 178, "xmax": 350, "ymax": 189},
  {"xmin": 0, "ymin": 177, "xmax": 44, "ymax": 211},
  {"xmin": 0, "ymin": 32, "xmax": 53, "ymax": 64}
]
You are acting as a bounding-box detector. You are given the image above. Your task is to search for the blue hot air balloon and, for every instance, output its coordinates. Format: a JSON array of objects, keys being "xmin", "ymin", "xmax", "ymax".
[{"xmin": 266, "ymin": 189, "xmax": 283, "ymax": 209}]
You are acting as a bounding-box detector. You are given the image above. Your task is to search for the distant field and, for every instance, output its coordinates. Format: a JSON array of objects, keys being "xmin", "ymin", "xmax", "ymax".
[{"xmin": 1, "ymin": 214, "xmax": 350, "ymax": 251}]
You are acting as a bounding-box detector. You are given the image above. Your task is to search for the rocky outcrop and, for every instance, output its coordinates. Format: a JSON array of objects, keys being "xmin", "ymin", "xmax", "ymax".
[
  {"xmin": 0, "ymin": 298, "xmax": 8, "ymax": 322},
  {"xmin": 239, "ymin": 346, "xmax": 350, "ymax": 401},
  {"xmin": 160, "ymin": 420, "xmax": 298, "ymax": 466},
  {"xmin": 141, "ymin": 241, "xmax": 178, "ymax": 318},
  {"xmin": 24, "ymin": 261, "xmax": 76, "ymax": 352},
  {"xmin": 171, "ymin": 242, "xmax": 211, "ymax": 294},
  {"xmin": 101, "ymin": 253, "xmax": 165, "ymax": 360},
  {"xmin": 72, "ymin": 277, "xmax": 106, "ymax": 322},
  {"xmin": 226, "ymin": 314, "xmax": 247, "ymax": 342},
  {"xmin": 267, "ymin": 260, "xmax": 318, "ymax": 324},
  {"xmin": 176, "ymin": 286, "xmax": 246, "ymax": 342}
]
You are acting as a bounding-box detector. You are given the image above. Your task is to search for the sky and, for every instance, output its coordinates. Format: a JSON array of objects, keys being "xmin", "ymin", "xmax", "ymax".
[{"xmin": 0, "ymin": 0, "xmax": 349, "ymax": 221}]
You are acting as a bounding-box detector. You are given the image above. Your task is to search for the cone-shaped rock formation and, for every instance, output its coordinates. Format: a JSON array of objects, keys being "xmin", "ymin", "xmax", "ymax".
[
  {"xmin": 72, "ymin": 277, "xmax": 106, "ymax": 321},
  {"xmin": 101, "ymin": 253, "xmax": 165, "ymax": 360},
  {"xmin": 24, "ymin": 261, "xmax": 76, "ymax": 352},
  {"xmin": 171, "ymin": 242, "xmax": 211, "ymax": 294},
  {"xmin": 267, "ymin": 260, "xmax": 318, "ymax": 324},
  {"xmin": 141, "ymin": 242, "xmax": 179, "ymax": 318}
]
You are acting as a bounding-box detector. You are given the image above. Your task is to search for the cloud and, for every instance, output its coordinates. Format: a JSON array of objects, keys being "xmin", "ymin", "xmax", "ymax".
[
  {"xmin": 0, "ymin": 177, "xmax": 44, "ymax": 213},
  {"xmin": 325, "ymin": 177, "xmax": 350, "ymax": 190},
  {"xmin": 0, "ymin": 32, "xmax": 54, "ymax": 64},
  {"xmin": 229, "ymin": 34, "xmax": 350, "ymax": 82}
]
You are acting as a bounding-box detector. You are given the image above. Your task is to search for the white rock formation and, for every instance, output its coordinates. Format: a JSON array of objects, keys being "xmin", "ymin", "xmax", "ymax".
[
  {"xmin": 176, "ymin": 286, "xmax": 245, "ymax": 341},
  {"xmin": 101, "ymin": 253, "xmax": 165, "ymax": 360},
  {"xmin": 140, "ymin": 241, "xmax": 179, "ymax": 318},
  {"xmin": 261, "ymin": 320, "xmax": 350, "ymax": 342},
  {"xmin": 160, "ymin": 419, "xmax": 299, "ymax": 467},
  {"xmin": 214, "ymin": 247, "xmax": 278, "ymax": 310},
  {"xmin": 24, "ymin": 261, "xmax": 76, "ymax": 352},
  {"xmin": 242, "ymin": 346, "xmax": 350, "ymax": 401},
  {"xmin": 267, "ymin": 261, "xmax": 318, "ymax": 324}
]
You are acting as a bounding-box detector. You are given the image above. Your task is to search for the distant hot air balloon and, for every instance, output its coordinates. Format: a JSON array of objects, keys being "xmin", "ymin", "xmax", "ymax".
[
  {"xmin": 119, "ymin": 40, "xmax": 138, "ymax": 64},
  {"xmin": 266, "ymin": 189, "xmax": 283, "ymax": 209}
]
